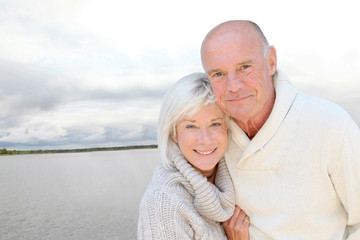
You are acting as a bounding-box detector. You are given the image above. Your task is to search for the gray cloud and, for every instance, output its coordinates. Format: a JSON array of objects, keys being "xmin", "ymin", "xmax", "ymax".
[
  {"xmin": 0, "ymin": 60, "xmax": 67, "ymax": 108},
  {"xmin": 0, "ymin": 60, "xmax": 68, "ymax": 128},
  {"xmin": 69, "ymin": 86, "xmax": 167, "ymax": 103},
  {"xmin": 0, "ymin": 57, "xmax": 165, "ymax": 150},
  {"xmin": 0, "ymin": 60, "xmax": 161, "ymax": 149},
  {"xmin": 0, "ymin": 58, "xmax": 166, "ymax": 124},
  {"xmin": 0, "ymin": 122, "xmax": 158, "ymax": 150}
]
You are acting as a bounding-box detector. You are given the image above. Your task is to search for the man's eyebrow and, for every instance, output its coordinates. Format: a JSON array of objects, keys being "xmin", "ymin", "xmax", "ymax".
[
  {"xmin": 207, "ymin": 68, "xmax": 222, "ymax": 76},
  {"xmin": 236, "ymin": 59, "xmax": 252, "ymax": 66},
  {"xmin": 207, "ymin": 60, "xmax": 253, "ymax": 75}
]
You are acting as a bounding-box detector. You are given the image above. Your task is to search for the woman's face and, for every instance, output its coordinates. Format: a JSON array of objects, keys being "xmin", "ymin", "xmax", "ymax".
[{"xmin": 173, "ymin": 104, "xmax": 228, "ymax": 177}]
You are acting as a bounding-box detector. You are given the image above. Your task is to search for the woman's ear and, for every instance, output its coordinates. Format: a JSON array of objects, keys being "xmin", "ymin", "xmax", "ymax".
[{"xmin": 171, "ymin": 135, "xmax": 178, "ymax": 143}]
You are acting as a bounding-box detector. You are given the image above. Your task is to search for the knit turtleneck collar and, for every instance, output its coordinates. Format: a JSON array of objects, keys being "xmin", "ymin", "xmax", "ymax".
[{"xmin": 172, "ymin": 151, "xmax": 235, "ymax": 222}]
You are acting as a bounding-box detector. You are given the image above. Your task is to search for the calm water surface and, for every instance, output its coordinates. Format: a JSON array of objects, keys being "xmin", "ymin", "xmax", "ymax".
[{"xmin": 0, "ymin": 149, "xmax": 160, "ymax": 240}]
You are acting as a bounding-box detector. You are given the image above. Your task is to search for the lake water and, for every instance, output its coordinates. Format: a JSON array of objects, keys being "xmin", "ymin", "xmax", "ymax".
[{"xmin": 0, "ymin": 149, "xmax": 160, "ymax": 240}]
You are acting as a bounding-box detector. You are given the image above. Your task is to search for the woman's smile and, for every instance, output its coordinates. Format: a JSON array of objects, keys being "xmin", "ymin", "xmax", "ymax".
[{"xmin": 194, "ymin": 148, "xmax": 217, "ymax": 155}]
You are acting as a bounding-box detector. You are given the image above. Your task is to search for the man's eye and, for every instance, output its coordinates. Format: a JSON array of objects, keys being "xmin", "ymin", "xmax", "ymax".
[
  {"xmin": 213, "ymin": 72, "xmax": 223, "ymax": 78},
  {"xmin": 241, "ymin": 65, "xmax": 251, "ymax": 71}
]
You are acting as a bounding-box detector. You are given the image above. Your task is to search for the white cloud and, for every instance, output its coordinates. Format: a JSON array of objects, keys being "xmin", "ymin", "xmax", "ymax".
[{"xmin": 0, "ymin": 0, "xmax": 359, "ymax": 150}]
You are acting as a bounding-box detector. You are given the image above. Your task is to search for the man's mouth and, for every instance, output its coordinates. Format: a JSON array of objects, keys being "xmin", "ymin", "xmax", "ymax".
[{"xmin": 227, "ymin": 95, "xmax": 250, "ymax": 102}]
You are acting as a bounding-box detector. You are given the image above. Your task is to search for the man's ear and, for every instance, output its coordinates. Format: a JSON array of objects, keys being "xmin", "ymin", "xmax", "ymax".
[{"xmin": 267, "ymin": 46, "xmax": 277, "ymax": 75}]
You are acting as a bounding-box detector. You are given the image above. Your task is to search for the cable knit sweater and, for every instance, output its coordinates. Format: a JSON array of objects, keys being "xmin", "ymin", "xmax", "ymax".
[{"xmin": 137, "ymin": 152, "xmax": 235, "ymax": 240}]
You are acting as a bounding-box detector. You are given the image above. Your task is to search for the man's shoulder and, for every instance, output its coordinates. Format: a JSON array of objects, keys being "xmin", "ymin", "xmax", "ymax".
[
  {"xmin": 275, "ymin": 71, "xmax": 351, "ymax": 122},
  {"xmin": 290, "ymin": 91, "xmax": 357, "ymax": 136},
  {"xmin": 296, "ymin": 92, "xmax": 350, "ymax": 120}
]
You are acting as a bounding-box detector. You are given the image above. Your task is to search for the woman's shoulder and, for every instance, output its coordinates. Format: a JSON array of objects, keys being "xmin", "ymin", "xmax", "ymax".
[
  {"xmin": 142, "ymin": 165, "xmax": 193, "ymax": 204},
  {"xmin": 138, "ymin": 166, "xmax": 198, "ymax": 232},
  {"xmin": 138, "ymin": 164, "xmax": 229, "ymax": 240}
]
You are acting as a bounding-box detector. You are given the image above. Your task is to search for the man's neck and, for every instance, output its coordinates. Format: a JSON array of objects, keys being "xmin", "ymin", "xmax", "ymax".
[
  {"xmin": 236, "ymin": 90, "xmax": 276, "ymax": 139},
  {"xmin": 236, "ymin": 116, "xmax": 268, "ymax": 139}
]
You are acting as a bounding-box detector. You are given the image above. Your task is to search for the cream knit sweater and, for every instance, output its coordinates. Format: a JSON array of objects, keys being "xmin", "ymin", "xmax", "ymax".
[
  {"xmin": 226, "ymin": 70, "xmax": 360, "ymax": 239},
  {"xmin": 137, "ymin": 149, "xmax": 235, "ymax": 240}
]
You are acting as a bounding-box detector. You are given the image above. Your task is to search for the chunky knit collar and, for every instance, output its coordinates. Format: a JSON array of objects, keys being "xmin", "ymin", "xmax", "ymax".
[{"xmin": 171, "ymin": 149, "xmax": 235, "ymax": 222}]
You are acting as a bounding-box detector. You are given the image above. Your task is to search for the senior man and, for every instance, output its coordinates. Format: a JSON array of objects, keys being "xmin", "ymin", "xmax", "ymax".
[{"xmin": 201, "ymin": 20, "xmax": 360, "ymax": 240}]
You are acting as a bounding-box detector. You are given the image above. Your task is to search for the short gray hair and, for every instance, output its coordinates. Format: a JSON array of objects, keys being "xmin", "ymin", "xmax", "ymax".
[{"xmin": 158, "ymin": 72, "xmax": 221, "ymax": 170}]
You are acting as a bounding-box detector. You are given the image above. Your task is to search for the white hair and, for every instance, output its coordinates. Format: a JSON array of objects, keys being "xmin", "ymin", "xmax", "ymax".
[{"xmin": 158, "ymin": 72, "xmax": 225, "ymax": 170}]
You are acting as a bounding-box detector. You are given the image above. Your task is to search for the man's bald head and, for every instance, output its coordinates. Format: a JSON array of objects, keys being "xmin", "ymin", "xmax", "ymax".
[{"xmin": 201, "ymin": 20, "xmax": 270, "ymax": 60}]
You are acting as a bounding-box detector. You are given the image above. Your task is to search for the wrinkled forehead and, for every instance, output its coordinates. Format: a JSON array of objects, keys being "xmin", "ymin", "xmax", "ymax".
[
  {"xmin": 203, "ymin": 26, "xmax": 261, "ymax": 53},
  {"xmin": 201, "ymin": 32, "xmax": 264, "ymax": 72}
]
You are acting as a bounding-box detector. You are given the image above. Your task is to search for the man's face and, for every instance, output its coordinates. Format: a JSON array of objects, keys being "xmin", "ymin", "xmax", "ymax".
[{"xmin": 201, "ymin": 29, "xmax": 276, "ymax": 124}]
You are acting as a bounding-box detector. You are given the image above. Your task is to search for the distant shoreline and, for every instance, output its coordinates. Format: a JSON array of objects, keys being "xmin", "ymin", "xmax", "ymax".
[{"xmin": 0, "ymin": 144, "xmax": 158, "ymax": 155}]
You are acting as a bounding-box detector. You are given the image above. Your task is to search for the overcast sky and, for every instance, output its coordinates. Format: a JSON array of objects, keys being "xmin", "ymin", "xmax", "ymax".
[{"xmin": 1, "ymin": 0, "xmax": 359, "ymax": 150}]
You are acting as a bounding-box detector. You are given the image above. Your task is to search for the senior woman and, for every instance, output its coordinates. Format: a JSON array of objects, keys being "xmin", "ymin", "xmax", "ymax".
[{"xmin": 137, "ymin": 73, "xmax": 249, "ymax": 240}]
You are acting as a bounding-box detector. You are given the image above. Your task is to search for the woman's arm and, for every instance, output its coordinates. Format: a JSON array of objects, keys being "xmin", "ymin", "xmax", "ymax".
[{"xmin": 138, "ymin": 191, "xmax": 195, "ymax": 240}]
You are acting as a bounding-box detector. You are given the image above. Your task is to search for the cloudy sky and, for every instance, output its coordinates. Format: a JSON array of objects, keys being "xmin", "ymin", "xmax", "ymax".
[{"xmin": 1, "ymin": 0, "xmax": 359, "ymax": 150}]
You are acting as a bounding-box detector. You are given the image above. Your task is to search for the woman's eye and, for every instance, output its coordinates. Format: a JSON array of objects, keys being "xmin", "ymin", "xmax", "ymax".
[
  {"xmin": 185, "ymin": 124, "xmax": 196, "ymax": 129},
  {"xmin": 211, "ymin": 122, "xmax": 221, "ymax": 127}
]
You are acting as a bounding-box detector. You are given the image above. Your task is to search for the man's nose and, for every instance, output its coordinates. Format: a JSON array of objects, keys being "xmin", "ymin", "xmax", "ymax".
[{"xmin": 227, "ymin": 71, "xmax": 244, "ymax": 92}]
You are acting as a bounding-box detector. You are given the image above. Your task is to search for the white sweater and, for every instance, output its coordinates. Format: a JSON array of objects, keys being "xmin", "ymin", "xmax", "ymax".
[
  {"xmin": 226, "ymin": 70, "xmax": 360, "ymax": 239},
  {"xmin": 137, "ymin": 150, "xmax": 235, "ymax": 240}
]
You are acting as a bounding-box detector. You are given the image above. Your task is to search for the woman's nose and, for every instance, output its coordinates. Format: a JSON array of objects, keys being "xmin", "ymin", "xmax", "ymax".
[{"xmin": 198, "ymin": 127, "xmax": 211, "ymax": 144}]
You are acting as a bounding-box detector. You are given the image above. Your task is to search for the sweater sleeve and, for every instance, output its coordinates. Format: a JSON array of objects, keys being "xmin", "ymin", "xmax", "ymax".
[
  {"xmin": 330, "ymin": 118, "xmax": 360, "ymax": 240},
  {"xmin": 137, "ymin": 189, "xmax": 205, "ymax": 240}
]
